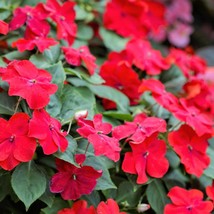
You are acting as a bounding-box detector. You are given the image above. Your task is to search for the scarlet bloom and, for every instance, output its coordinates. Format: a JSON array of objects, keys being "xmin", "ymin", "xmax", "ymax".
[
  {"xmin": 103, "ymin": 0, "xmax": 148, "ymax": 38},
  {"xmin": 206, "ymin": 181, "xmax": 214, "ymax": 203},
  {"xmin": 9, "ymin": 3, "xmax": 49, "ymax": 35},
  {"xmin": 62, "ymin": 46, "xmax": 97, "ymax": 75},
  {"xmin": 126, "ymin": 39, "xmax": 169, "ymax": 75},
  {"xmin": 77, "ymin": 114, "xmax": 121, "ymax": 162},
  {"xmin": 168, "ymin": 48, "xmax": 206, "ymax": 77},
  {"xmin": 50, "ymin": 158, "xmax": 102, "ymax": 200},
  {"xmin": 122, "ymin": 134, "xmax": 169, "ymax": 184},
  {"xmin": 100, "ymin": 62, "xmax": 141, "ymax": 107},
  {"xmin": 172, "ymin": 98, "xmax": 213, "ymax": 136},
  {"xmin": 0, "ymin": 20, "xmax": 8, "ymax": 35},
  {"xmin": 139, "ymin": 78, "xmax": 179, "ymax": 112},
  {"xmin": 12, "ymin": 27, "xmax": 58, "ymax": 53},
  {"xmin": 164, "ymin": 186, "xmax": 213, "ymax": 214},
  {"xmin": 168, "ymin": 124, "xmax": 210, "ymax": 177},
  {"xmin": 0, "ymin": 113, "xmax": 36, "ymax": 171},
  {"xmin": 28, "ymin": 109, "xmax": 68, "ymax": 155},
  {"xmin": 112, "ymin": 113, "xmax": 166, "ymax": 143},
  {"xmin": 58, "ymin": 200, "xmax": 96, "ymax": 214},
  {"xmin": 1, "ymin": 60, "xmax": 58, "ymax": 109},
  {"xmin": 97, "ymin": 199, "xmax": 126, "ymax": 214},
  {"xmin": 44, "ymin": 0, "xmax": 77, "ymax": 45}
]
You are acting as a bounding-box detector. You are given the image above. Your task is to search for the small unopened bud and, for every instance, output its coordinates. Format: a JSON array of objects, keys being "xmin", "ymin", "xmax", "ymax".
[
  {"xmin": 137, "ymin": 204, "xmax": 150, "ymax": 213},
  {"xmin": 74, "ymin": 110, "xmax": 88, "ymax": 120}
]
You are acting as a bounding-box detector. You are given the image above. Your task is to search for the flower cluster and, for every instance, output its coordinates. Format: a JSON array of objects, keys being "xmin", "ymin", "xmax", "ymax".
[{"xmin": 0, "ymin": 0, "xmax": 213, "ymax": 213}]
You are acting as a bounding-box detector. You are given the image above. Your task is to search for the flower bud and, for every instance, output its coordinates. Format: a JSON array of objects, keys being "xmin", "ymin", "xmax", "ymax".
[
  {"xmin": 74, "ymin": 110, "xmax": 88, "ymax": 120},
  {"xmin": 137, "ymin": 204, "xmax": 150, "ymax": 213}
]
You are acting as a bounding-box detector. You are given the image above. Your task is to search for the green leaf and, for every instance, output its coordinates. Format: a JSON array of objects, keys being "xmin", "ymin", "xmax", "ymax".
[
  {"xmin": 77, "ymin": 25, "xmax": 93, "ymax": 40},
  {"xmin": 99, "ymin": 27, "xmax": 129, "ymax": 51},
  {"xmin": 54, "ymin": 135, "xmax": 78, "ymax": 166},
  {"xmin": 204, "ymin": 146, "xmax": 214, "ymax": 179},
  {"xmin": 46, "ymin": 61, "xmax": 66, "ymax": 94},
  {"xmin": 81, "ymin": 191, "xmax": 101, "ymax": 207},
  {"xmin": 103, "ymin": 111, "xmax": 132, "ymax": 121},
  {"xmin": 43, "ymin": 44, "xmax": 61, "ymax": 64},
  {"xmin": 3, "ymin": 51, "xmax": 31, "ymax": 60},
  {"xmin": 59, "ymin": 85, "xmax": 96, "ymax": 121},
  {"xmin": 39, "ymin": 186, "xmax": 55, "ymax": 208},
  {"xmin": 41, "ymin": 198, "xmax": 68, "ymax": 214},
  {"xmin": 0, "ymin": 172, "xmax": 11, "ymax": 202},
  {"xmin": 160, "ymin": 65, "xmax": 186, "ymax": 93},
  {"xmin": 85, "ymin": 156, "xmax": 117, "ymax": 190},
  {"xmin": 0, "ymin": 92, "xmax": 18, "ymax": 115},
  {"xmin": 46, "ymin": 94, "xmax": 62, "ymax": 118},
  {"xmin": 116, "ymin": 181, "xmax": 142, "ymax": 207},
  {"xmin": 11, "ymin": 161, "xmax": 46, "ymax": 211},
  {"xmin": 66, "ymin": 69, "xmax": 105, "ymax": 84},
  {"xmin": 146, "ymin": 180, "xmax": 168, "ymax": 214},
  {"xmin": 68, "ymin": 78, "xmax": 130, "ymax": 112},
  {"xmin": 166, "ymin": 150, "xmax": 180, "ymax": 169}
]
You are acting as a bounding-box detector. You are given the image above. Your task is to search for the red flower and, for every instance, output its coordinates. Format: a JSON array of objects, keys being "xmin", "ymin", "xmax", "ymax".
[
  {"xmin": 100, "ymin": 62, "xmax": 141, "ymax": 106},
  {"xmin": 97, "ymin": 199, "xmax": 126, "ymax": 214},
  {"xmin": 62, "ymin": 46, "xmax": 97, "ymax": 75},
  {"xmin": 77, "ymin": 114, "xmax": 121, "ymax": 162},
  {"xmin": 168, "ymin": 48, "xmax": 206, "ymax": 77},
  {"xmin": 122, "ymin": 134, "xmax": 169, "ymax": 184},
  {"xmin": 206, "ymin": 181, "xmax": 214, "ymax": 203},
  {"xmin": 58, "ymin": 200, "xmax": 96, "ymax": 214},
  {"xmin": 172, "ymin": 98, "xmax": 213, "ymax": 136},
  {"xmin": 103, "ymin": 0, "xmax": 148, "ymax": 38},
  {"xmin": 126, "ymin": 39, "xmax": 169, "ymax": 75},
  {"xmin": 44, "ymin": 0, "xmax": 77, "ymax": 45},
  {"xmin": 50, "ymin": 158, "xmax": 102, "ymax": 200},
  {"xmin": 139, "ymin": 78, "xmax": 179, "ymax": 112},
  {"xmin": 1, "ymin": 60, "xmax": 58, "ymax": 109},
  {"xmin": 9, "ymin": 3, "xmax": 49, "ymax": 35},
  {"xmin": 12, "ymin": 27, "xmax": 58, "ymax": 53},
  {"xmin": 164, "ymin": 186, "xmax": 213, "ymax": 214},
  {"xmin": 0, "ymin": 113, "xmax": 36, "ymax": 171},
  {"xmin": 28, "ymin": 109, "xmax": 68, "ymax": 155},
  {"xmin": 168, "ymin": 124, "xmax": 210, "ymax": 177},
  {"xmin": 112, "ymin": 113, "xmax": 166, "ymax": 143},
  {"xmin": 0, "ymin": 20, "xmax": 8, "ymax": 35}
]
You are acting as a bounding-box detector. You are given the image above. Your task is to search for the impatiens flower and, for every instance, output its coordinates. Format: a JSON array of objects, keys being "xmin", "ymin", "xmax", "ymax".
[
  {"xmin": 62, "ymin": 46, "xmax": 97, "ymax": 75},
  {"xmin": 122, "ymin": 133, "xmax": 169, "ymax": 184},
  {"xmin": 103, "ymin": 0, "xmax": 148, "ymax": 38},
  {"xmin": 126, "ymin": 39, "xmax": 170, "ymax": 75},
  {"xmin": 44, "ymin": 0, "xmax": 77, "ymax": 45},
  {"xmin": 12, "ymin": 27, "xmax": 58, "ymax": 53},
  {"xmin": 0, "ymin": 20, "xmax": 8, "ymax": 35},
  {"xmin": 206, "ymin": 181, "xmax": 214, "ymax": 203},
  {"xmin": 97, "ymin": 199, "xmax": 126, "ymax": 214},
  {"xmin": 0, "ymin": 113, "xmax": 36, "ymax": 171},
  {"xmin": 50, "ymin": 158, "xmax": 102, "ymax": 200},
  {"xmin": 168, "ymin": 48, "xmax": 206, "ymax": 77},
  {"xmin": 77, "ymin": 114, "xmax": 121, "ymax": 162},
  {"xmin": 138, "ymin": 78, "xmax": 179, "ymax": 112},
  {"xmin": 1, "ymin": 60, "xmax": 58, "ymax": 109},
  {"xmin": 183, "ymin": 78, "xmax": 212, "ymax": 112},
  {"xmin": 28, "ymin": 109, "xmax": 68, "ymax": 155},
  {"xmin": 112, "ymin": 113, "xmax": 166, "ymax": 143},
  {"xmin": 58, "ymin": 200, "xmax": 96, "ymax": 214},
  {"xmin": 172, "ymin": 98, "xmax": 213, "ymax": 136},
  {"xmin": 168, "ymin": 124, "xmax": 210, "ymax": 177},
  {"xmin": 100, "ymin": 62, "xmax": 141, "ymax": 106},
  {"xmin": 164, "ymin": 186, "xmax": 213, "ymax": 214},
  {"xmin": 9, "ymin": 3, "xmax": 49, "ymax": 35}
]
